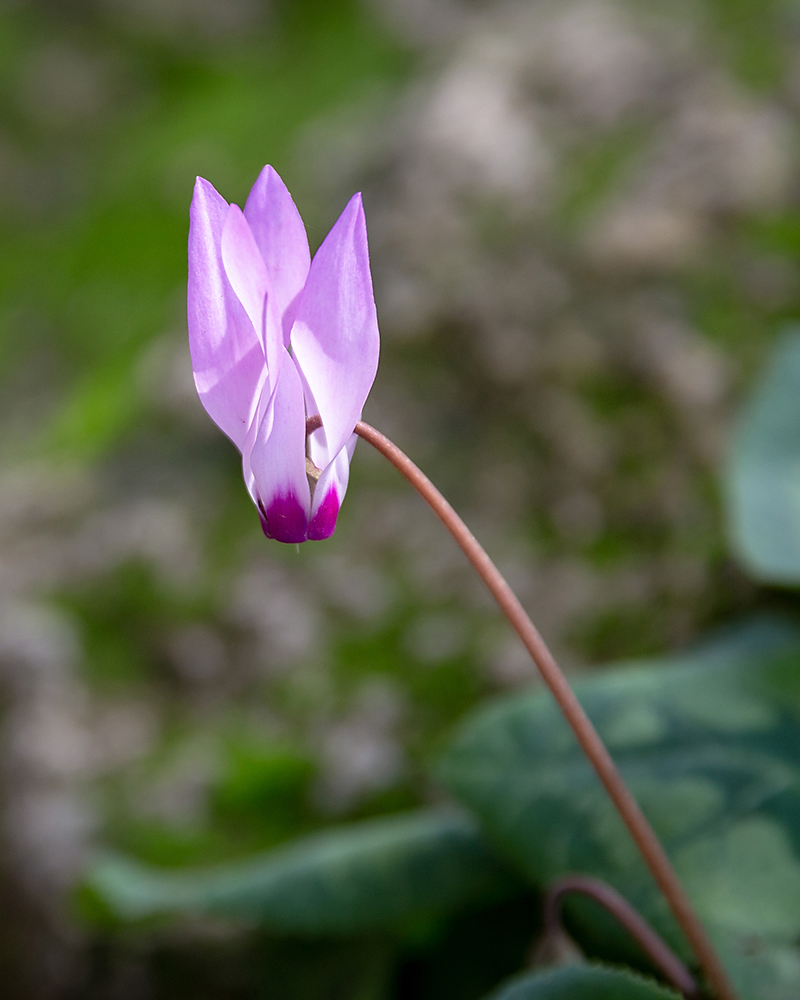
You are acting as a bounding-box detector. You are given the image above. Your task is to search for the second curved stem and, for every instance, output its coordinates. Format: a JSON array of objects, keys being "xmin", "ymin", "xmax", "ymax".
[
  {"xmin": 542, "ymin": 875, "xmax": 701, "ymax": 998},
  {"xmin": 352, "ymin": 419, "xmax": 736, "ymax": 1000}
]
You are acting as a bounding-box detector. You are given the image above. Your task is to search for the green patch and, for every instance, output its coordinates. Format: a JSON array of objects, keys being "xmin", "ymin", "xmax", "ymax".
[
  {"xmin": 569, "ymin": 605, "xmax": 671, "ymax": 661},
  {"xmin": 747, "ymin": 212, "xmax": 800, "ymax": 259},
  {"xmin": 558, "ymin": 124, "xmax": 651, "ymax": 228},
  {"xmin": 56, "ymin": 560, "xmax": 207, "ymax": 689},
  {"xmin": 332, "ymin": 612, "xmax": 486, "ymax": 763},
  {"xmin": 213, "ymin": 742, "xmax": 314, "ymax": 822},
  {"xmin": 703, "ymin": 0, "xmax": 786, "ymax": 90}
]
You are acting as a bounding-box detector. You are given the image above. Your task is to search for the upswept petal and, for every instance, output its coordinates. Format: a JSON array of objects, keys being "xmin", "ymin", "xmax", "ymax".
[
  {"xmin": 188, "ymin": 177, "xmax": 265, "ymax": 451},
  {"xmin": 221, "ymin": 203, "xmax": 284, "ymax": 397},
  {"xmin": 308, "ymin": 435, "xmax": 357, "ymax": 541},
  {"xmin": 248, "ymin": 352, "xmax": 311, "ymax": 544},
  {"xmin": 244, "ymin": 165, "xmax": 311, "ymax": 343},
  {"xmin": 290, "ymin": 192, "xmax": 379, "ymax": 462}
]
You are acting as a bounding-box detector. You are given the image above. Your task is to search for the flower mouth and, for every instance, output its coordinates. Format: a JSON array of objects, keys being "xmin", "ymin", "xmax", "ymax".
[
  {"xmin": 304, "ymin": 413, "xmax": 324, "ymax": 497},
  {"xmin": 305, "ymin": 413, "xmax": 323, "ymax": 435},
  {"xmin": 305, "ymin": 455, "xmax": 322, "ymax": 495}
]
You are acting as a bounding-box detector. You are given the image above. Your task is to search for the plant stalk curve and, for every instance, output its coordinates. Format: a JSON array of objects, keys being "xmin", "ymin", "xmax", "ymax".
[
  {"xmin": 344, "ymin": 418, "xmax": 737, "ymax": 1000},
  {"xmin": 542, "ymin": 875, "xmax": 701, "ymax": 998}
]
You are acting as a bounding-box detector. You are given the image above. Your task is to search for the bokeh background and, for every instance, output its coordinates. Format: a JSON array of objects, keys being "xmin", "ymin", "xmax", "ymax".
[{"xmin": 0, "ymin": 0, "xmax": 798, "ymax": 995}]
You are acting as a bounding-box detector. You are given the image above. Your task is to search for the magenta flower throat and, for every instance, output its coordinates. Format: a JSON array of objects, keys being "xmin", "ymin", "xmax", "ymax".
[{"xmin": 187, "ymin": 165, "xmax": 380, "ymax": 542}]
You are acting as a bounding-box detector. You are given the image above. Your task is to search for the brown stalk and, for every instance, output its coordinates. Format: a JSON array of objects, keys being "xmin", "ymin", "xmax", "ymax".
[
  {"xmin": 331, "ymin": 417, "xmax": 737, "ymax": 1000},
  {"xmin": 542, "ymin": 875, "xmax": 701, "ymax": 998}
]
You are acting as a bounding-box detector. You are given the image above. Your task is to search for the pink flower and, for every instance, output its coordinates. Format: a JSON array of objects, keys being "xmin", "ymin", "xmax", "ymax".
[{"xmin": 188, "ymin": 166, "xmax": 380, "ymax": 542}]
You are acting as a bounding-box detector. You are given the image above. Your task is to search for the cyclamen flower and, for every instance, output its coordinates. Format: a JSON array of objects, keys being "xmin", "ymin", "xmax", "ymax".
[{"xmin": 188, "ymin": 166, "xmax": 380, "ymax": 542}]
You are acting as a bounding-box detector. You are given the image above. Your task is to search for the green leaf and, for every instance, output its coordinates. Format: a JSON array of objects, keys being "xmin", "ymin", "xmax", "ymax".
[
  {"xmin": 437, "ymin": 618, "xmax": 800, "ymax": 998},
  {"xmin": 715, "ymin": 932, "xmax": 800, "ymax": 1000},
  {"xmin": 726, "ymin": 328, "xmax": 800, "ymax": 584},
  {"xmin": 484, "ymin": 965, "xmax": 679, "ymax": 1000},
  {"xmin": 86, "ymin": 808, "xmax": 515, "ymax": 934}
]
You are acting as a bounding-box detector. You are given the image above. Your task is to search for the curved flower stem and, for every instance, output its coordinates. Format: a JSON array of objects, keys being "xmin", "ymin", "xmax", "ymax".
[
  {"xmin": 350, "ymin": 418, "xmax": 737, "ymax": 1000},
  {"xmin": 543, "ymin": 875, "xmax": 701, "ymax": 999}
]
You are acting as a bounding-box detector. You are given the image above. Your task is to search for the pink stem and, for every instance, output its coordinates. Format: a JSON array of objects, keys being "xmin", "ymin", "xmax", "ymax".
[
  {"xmin": 350, "ymin": 418, "xmax": 737, "ymax": 1000},
  {"xmin": 543, "ymin": 875, "xmax": 701, "ymax": 998}
]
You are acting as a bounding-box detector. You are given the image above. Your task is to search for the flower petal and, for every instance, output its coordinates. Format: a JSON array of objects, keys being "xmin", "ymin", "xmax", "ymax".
[
  {"xmin": 308, "ymin": 435, "xmax": 357, "ymax": 541},
  {"xmin": 291, "ymin": 192, "xmax": 379, "ymax": 461},
  {"xmin": 244, "ymin": 165, "xmax": 311, "ymax": 343},
  {"xmin": 248, "ymin": 351, "xmax": 311, "ymax": 543},
  {"xmin": 188, "ymin": 177, "xmax": 265, "ymax": 451},
  {"xmin": 221, "ymin": 203, "xmax": 282, "ymax": 395},
  {"xmin": 301, "ymin": 376, "xmax": 331, "ymax": 469}
]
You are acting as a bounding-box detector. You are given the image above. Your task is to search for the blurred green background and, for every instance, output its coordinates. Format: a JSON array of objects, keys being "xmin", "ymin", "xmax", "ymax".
[{"xmin": 1, "ymin": 0, "xmax": 799, "ymax": 996}]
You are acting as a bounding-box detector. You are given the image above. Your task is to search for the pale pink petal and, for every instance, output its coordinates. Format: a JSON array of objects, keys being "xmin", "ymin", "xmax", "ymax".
[
  {"xmin": 308, "ymin": 435, "xmax": 357, "ymax": 541},
  {"xmin": 299, "ymin": 374, "xmax": 331, "ymax": 470},
  {"xmin": 296, "ymin": 338, "xmax": 344, "ymax": 484},
  {"xmin": 241, "ymin": 366, "xmax": 272, "ymax": 502},
  {"xmin": 188, "ymin": 177, "xmax": 265, "ymax": 451},
  {"xmin": 291, "ymin": 193, "xmax": 379, "ymax": 462},
  {"xmin": 248, "ymin": 352, "xmax": 311, "ymax": 543},
  {"xmin": 221, "ymin": 204, "xmax": 282, "ymax": 393},
  {"xmin": 244, "ymin": 165, "xmax": 311, "ymax": 343}
]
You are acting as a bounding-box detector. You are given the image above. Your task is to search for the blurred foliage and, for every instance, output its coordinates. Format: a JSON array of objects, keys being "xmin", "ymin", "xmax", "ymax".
[
  {"xmin": 88, "ymin": 613, "xmax": 800, "ymax": 998},
  {"xmin": 87, "ymin": 810, "xmax": 515, "ymax": 931}
]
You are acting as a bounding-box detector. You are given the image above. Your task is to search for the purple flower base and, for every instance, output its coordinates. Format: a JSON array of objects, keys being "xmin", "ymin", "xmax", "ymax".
[
  {"xmin": 258, "ymin": 494, "xmax": 309, "ymax": 543},
  {"xmin": 308, "ymin": 489, "xmax": 340, "ymax": 540}
]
